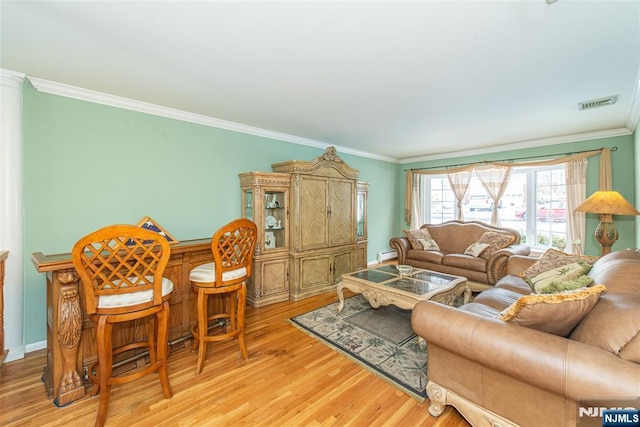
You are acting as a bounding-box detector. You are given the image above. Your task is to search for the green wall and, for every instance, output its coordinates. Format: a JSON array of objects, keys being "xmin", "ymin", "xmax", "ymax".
[
  {"xmin": 20, "ymin": 79, "xmax": 638, "ymax": 346},
  {"xmin": 395, "ymin": 135, "xmax": 637, "ymax": 257},
  {"xmin": 22, "ymin": 82, "xmax": 397, "ymax": 344}
]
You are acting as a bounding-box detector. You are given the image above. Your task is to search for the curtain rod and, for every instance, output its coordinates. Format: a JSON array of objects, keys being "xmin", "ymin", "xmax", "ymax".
[{"xmin": 406, "ymin": 146, "xmax": 617, "ymax": 172}]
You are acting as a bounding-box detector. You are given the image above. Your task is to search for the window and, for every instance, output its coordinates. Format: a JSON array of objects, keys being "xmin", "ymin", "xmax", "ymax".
[
  {"xmin": 421, "ymin": 164, "xmax": 567, "ymax": 251},
  {"xmin": 531, "ymin": 167, "xmax": 567, "ymax": 250},
  {"xmin": 426, "ymin": 176, "xmax": 456, "ymax": 223}
]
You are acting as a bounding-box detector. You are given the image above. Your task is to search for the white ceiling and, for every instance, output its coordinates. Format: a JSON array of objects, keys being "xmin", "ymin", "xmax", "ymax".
[{"xmin": 1, "ymin": 1, "xmax": 639, "ymax": 162}]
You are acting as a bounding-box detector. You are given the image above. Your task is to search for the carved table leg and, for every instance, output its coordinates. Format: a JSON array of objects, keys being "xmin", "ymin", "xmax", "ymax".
[
  {"xmin": 463, "ymin": 284, "xmax": 472, "ymax": 304},
  {"xmin": 336, "ymin": 281, "xmax": 345, "ymax": 313},
  {"xmin": 53, "ymin": 271, "xmax": 85, "ymax": 407},
  {"xmin": 418, "ymin": 336, "xmax": 426, "ymax": 350}
]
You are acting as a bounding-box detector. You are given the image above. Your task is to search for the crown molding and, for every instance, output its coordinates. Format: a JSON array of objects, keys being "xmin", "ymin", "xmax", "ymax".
[
  {"xmin": 25, "ymin": 75, "xmax": 638, "ymax": 166},
  {"xmin": 398, "ymin": 128, "xmax": 633, "ymax": 164},
  {"xmin": 27, "ymin": 77, "xmax": 397, "ymax": 163}
]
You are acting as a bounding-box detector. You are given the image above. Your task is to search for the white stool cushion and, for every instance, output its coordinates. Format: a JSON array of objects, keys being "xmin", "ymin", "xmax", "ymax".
[
  {"xmin": 189, "ymin": 262, "xmax": 248, "ymax": 284},
  {"xmin": 98, "ymin": 276, "xmax": 174, "ymax": 308}
]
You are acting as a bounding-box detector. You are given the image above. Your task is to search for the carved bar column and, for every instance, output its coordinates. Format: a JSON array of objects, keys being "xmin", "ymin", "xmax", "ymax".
[{"xmin": 44, "ymin": 269, "xmax": 85, "ymax": 407}]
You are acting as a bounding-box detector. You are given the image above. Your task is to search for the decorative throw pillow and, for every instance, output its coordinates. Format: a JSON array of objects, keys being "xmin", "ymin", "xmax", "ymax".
[
  {"xmin": 497, "ymin": 285, "xmax": 606, "ymax": 337},
  {"xmin": 538, "ymin": 275, "xmax": 594, "ymax": 294},
  {"xmin": 464, "ymin": 242, "xmax": 490, "ymax": 257},
  {"xmin": 520, "ymin": 248, "xmax": 598, "ymax": 283},
  {"xmin": 403, "ymin": 229, "xmax": 436, "ymax": 250},
  {"xmin": 527, "ymin": 262, "xmax": 590, "ymax": 293},
  {"xmin": 419, "ymin": 238, "xmax": 440, "ymax": 251},
  {"xmin": 477, "ymin": 231, "xmax": 515, "ymax": 259}
]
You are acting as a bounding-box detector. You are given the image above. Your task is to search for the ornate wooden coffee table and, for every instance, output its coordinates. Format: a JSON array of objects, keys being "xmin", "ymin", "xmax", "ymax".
[{"xmin": 337, "ymin": 265, "xmax": 470, "ymax": 313}]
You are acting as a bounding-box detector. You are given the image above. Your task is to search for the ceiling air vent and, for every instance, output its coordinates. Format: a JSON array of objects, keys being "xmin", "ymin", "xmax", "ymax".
[{"xmin": 578, "ymin": 95, "xmax": 618, "ymax": 111}]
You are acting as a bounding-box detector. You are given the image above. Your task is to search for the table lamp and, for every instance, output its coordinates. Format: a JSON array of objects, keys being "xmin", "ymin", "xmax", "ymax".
[{"xmin": 574, "ymin": 190, "xmax": 640, "ymax": 256}]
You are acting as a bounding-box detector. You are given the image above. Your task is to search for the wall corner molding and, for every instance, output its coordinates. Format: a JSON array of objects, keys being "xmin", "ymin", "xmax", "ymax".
[
  {"xmin": 0, "ymin": 69, "xmax": 26, "ymax": 84},
  {"xmin": 626, "ymin": 74, "xmax": 640, "ymax": 132},
  {"xmin": 0, "ymin": 68, "xmax": 26, "ymax": 362}
]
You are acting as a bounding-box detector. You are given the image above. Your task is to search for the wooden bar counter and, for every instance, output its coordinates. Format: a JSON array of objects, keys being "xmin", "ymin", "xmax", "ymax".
[{"xmin": 31, "ymin": 238, "xmax": 213, "ymax": 407}]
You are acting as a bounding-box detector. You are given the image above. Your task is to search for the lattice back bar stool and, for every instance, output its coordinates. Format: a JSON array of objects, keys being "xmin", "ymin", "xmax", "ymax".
[
  {"xmin": 72, "ymin": 225, "xmax": 174, "ymax": 427},
  {"xmin": 189, "ymin": 218, "xmax": 257, "ymax": 374}
]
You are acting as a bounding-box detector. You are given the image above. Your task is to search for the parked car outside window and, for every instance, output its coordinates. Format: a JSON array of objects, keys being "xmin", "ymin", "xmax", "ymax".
[
  {"xmin": 467, "ymin": 194, "xmax": 502, "ymax": 211},
  {"xmin": 515, "ymin": 202, "xmax": 566, "ymax": 222},
  {"xmin": 467, "ymin": 195, "xmax": 492, "ymax": 211}
]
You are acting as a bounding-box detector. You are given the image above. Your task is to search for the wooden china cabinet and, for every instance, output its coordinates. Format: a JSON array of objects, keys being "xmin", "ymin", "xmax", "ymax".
[{"xmin": 240, "ymin": 147, "xmax": 368, "ymax": 305}]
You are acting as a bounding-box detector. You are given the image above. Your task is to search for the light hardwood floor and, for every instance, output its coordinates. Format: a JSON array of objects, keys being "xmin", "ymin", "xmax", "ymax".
[{"xmin": 0, "ymin": 290, "xmax": 470, "ymax": 426}]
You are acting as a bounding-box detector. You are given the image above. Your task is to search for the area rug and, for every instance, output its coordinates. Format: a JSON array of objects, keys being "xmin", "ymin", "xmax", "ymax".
[{"xmin": 289, "ymin": 295, "xmax": 427, "ymax": 401}]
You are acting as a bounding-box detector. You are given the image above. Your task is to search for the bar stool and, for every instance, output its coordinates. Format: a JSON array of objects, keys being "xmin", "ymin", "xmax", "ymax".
[
  {"xmin": 72, "ymin": 225, "xmax": 174, "ymax": 427},
  {"xmin": 189, "ymin": 218, "xmax": 257, "ymax": 374}
]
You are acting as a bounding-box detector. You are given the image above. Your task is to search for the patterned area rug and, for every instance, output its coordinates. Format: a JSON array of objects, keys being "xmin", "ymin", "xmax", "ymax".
[{"xmin": 289, "ymin": 295, "xmax": 427, "ymax": 401}]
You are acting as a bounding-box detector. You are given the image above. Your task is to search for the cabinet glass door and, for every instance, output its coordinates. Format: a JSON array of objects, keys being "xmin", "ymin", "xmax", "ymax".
[
  {"xmin": 357, "ymin": 193, "xmax": 365, "ymax": 239},
  {"xmin": 264, "ymin": 191, "xmax": 286, "ymax": 250},
  {"xmin": 356, "ymin": 184, "xmax": 367, "ymax": 241},
  {"xmin": 242, "ymin": 189, "xmax": 254, "ymax": 221}
]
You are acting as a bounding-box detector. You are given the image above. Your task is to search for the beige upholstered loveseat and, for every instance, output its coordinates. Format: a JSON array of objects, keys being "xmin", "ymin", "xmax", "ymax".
[
  {"xmin": 412, "ymin": 249, "xmax": 640, "ymax": 427},
  {"xmin": 389, "ymin": 221, "xmax": 530, "ymax": 290}
]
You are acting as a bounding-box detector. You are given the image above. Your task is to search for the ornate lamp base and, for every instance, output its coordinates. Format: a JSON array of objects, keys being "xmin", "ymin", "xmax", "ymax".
[{"xmin": 594, "ymin": 214, "xmax": 617, "ymax": 257}]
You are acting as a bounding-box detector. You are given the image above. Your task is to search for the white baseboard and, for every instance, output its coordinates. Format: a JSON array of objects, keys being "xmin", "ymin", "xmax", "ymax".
[
  {"xmin": 4, "ymin": 341, "xmax": 49, "ymax": 363},
  {"xmin": 4, "ymin": 345, "xmax": 25, "ymax": 363},
  {"xmin": 25, "ymin": 340, "xmax": 47, "ymax": 353}
]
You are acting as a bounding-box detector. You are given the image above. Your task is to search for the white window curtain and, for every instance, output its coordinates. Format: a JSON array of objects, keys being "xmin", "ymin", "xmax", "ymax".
[
  {"xmin": 404, "ymin": 171, "xmax": 413, "ymax": 226},
  {"xmin": 410, "ymin": 173, "xmax": 423, "ymax": 229},
  {"xmin": 474, "ymin": 166, "xmax": 512, "ymax": 226},
  {"xmin": 447, "ymin": 170, "xmax": 472, "ymax": 221},
  {"xmin": 566, "ymin": 158, "xmax": 588, "ymax": 254},
  {"xmin": 405, "ymin": 164, "xmax": 471, "ymax": 227}
]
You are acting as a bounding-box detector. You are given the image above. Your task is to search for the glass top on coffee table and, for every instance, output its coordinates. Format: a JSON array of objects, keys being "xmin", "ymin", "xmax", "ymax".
[
  {"xmin": 337, "ymin": 265, "xmax": 470, "ymax": 312},
  {"xmin": 347, "ymin": 265, "xmax": 460, "ymax": 295}
]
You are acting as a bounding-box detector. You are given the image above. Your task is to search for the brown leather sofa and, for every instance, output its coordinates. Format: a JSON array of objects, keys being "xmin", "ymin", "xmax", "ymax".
[
  {"xmin": 389, "ymin": 221, "xmax": 530, "ymax": 290},
  {"xmin": 412, "ymin": 249, "xmax": 640, "ymax": 427}
]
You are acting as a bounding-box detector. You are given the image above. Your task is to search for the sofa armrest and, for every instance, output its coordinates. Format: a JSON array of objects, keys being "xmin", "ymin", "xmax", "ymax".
[
  {"xmin": 485, "ymin": 244, "xmax": 531, "ymax": 284},
  {"xmin": 412, "ymin": 301, "xmax": 640, "ymax": 400},
  {"xmin": 505, "ymin": 254, "xmax": 539, "ymax": 276},
  {"xmin": 389, "ymin": 237, "xmax": 411, "ymax": 264}
]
